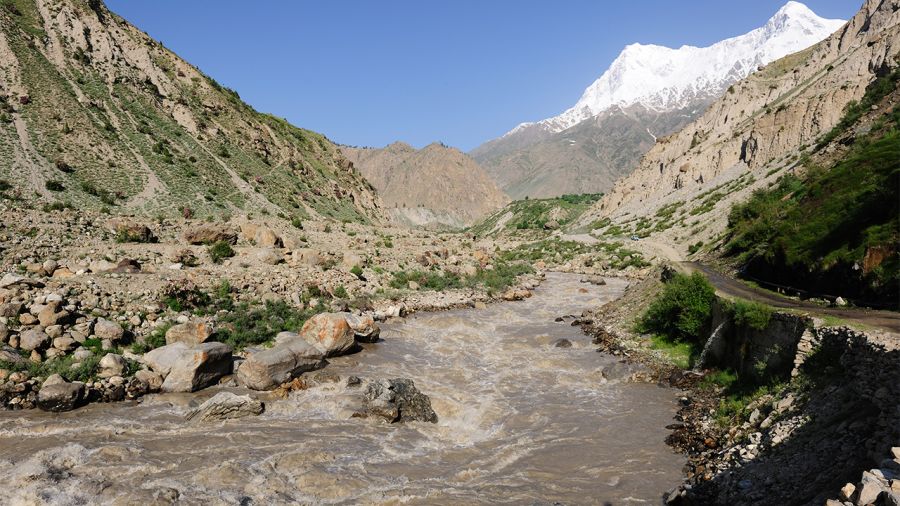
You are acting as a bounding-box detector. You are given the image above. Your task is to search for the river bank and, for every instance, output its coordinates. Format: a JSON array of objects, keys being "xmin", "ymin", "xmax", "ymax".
[{"xmin": 579, "ymin": 269, "xmax": 900, "ymax": 505}]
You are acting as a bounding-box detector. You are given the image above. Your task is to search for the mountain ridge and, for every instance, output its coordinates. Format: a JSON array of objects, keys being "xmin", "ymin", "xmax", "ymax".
[
  {"xmin": 340, "ymin": 141, "xmax": 508, "ymax": 228},
  {"xmin": 472, "ymin": 1, "xmax": 844, "ymax": 200}
]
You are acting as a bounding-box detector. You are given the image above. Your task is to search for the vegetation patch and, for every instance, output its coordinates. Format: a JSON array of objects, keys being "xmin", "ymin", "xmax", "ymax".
[
  {"xmin": 725, "ymin": 106, "xmax": 900, "ymax": 306},
  {"xmin": 208, "ymin": 241, "xmax": 235, "ymax": 264}
]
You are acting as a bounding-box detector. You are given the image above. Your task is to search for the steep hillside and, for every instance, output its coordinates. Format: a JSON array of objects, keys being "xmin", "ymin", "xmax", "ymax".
[
  {"xmin": 472, "ymin": 1, "xmax": 843, "ymax": 199},
  {"xmin": 341, "ymin": 142, "xmax": 508, "ymax": 228},
  {"xmin": 577, "ymin": 0, "xmax": 899, "ymax": 298},
  {"xmin": 470, "ymin": 193, "xmax": 603, "ymax": 237},
  {"xmin": 0, "ymin": 0, "xmax": 383, "ymax": 222}
]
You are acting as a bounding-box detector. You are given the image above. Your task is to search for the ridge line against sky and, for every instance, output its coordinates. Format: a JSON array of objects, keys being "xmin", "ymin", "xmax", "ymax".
[{"xmin": 105, "ymin": 0, "xmax": 858, "ymax": 151}]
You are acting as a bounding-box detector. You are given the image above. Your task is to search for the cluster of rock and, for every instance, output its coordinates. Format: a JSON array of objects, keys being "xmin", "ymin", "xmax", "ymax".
[
  {"xmin": 236, "ymin": 312, "xmax": 379, "ymax": 390},
  {"xmin": 828, "ymin": 448, "xmax": 900, "ymax": 505}
]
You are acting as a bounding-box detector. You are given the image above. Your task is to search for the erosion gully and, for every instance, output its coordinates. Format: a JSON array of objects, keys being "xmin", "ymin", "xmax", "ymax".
[{"xmin": 0, "ymin": 272, "xmax": 684, "ymax": 505}]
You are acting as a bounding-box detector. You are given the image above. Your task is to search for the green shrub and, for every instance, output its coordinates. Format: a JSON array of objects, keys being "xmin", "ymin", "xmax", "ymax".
[
  {"xmin": 208, "ymin": 241, "xmax": 235, "ymax": 264},
  {"xmin": 730, "ymin": 299, "xmax": 772, "ymax": 330},
  {"xmin": 639, "ymin": 272, "xmax": 716, "ymax": 344},
  {"xmin": 131, "ymin": 323, "xmax": 170, "ymax": 354},
  {"xmin": 350, "ymin": 265, "xmax": 364, "ymax": 279},
  {"xmin": 333, "ymin": 285, "xmax": 349, "ymax": 299},
  {"xmin": 45, "ymin": 180, "xmax": 65, "ymax": 192}
]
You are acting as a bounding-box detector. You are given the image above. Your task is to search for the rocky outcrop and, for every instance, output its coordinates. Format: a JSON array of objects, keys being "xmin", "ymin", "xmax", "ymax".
[
  {"xmin": 0, "ymin": 0, "xmax": 384, "ymax": 221},
  {"xmin": 352, "ymin": 378, "xmax": 438, "ymax": 424},
  {"xmin": 185, "ymin": 391, "xmax": 264, "ymax": 423},
  {"xmin": 182, "ymin": 225, "xmax": 238, "ymax": 246}
]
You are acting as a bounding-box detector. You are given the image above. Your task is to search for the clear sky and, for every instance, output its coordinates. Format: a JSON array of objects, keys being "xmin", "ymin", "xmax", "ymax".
[{"xmin": 105, "ymin": 0, "xmax": 859, "ymax": 151}]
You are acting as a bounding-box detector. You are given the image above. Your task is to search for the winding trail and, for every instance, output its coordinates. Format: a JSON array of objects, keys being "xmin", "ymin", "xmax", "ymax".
[
  {"xmin": 683, "ymin": 262, "xmax": 900, "ymax": 334},
  {"xmin": 564, "ymin": 233, "xmax": 899, "ymax": 334}
]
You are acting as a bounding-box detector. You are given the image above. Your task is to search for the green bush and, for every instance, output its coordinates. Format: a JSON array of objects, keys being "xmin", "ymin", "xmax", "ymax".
[
  {"xmin": 208, "ymin": 241, "xmax": 235, "ymax": 264},
  {"xmin": 131, "ymin": 323, "xmax": 171, "ymax": 354},
  {"xmin": 730, "ymin": 299, "xmax": 772, "ymax": 330},
  {"xmin": 390, "ymin": 270, "xmax": 463, "ymax": 291},
  {"xmin": 350, "ymin": 265, "xmax": 364, "ymax": 279},
  {"xmin": 215, "ymin": 300, "xmax": 319, "ymax": 350},
  {"xmin": 639, "ymin": 272, "xmax": 716, "ymax": 344},
  {"xmin": 45, "ymin": 180, "xmax": 65, "ymax": 192}
]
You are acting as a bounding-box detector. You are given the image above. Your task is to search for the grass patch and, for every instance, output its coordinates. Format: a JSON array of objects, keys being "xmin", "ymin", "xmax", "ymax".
[
  {"xmin": 650, "ymin": 334, "xmax": 699, "ymax": 369},
  {"xmin": 215, "ymin": 299, "xmax": 323, "ymax": 351}
]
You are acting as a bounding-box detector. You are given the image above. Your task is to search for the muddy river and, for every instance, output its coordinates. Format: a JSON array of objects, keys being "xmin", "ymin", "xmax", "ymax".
[{"xmin": 0, "ymin": 273, "xmax": 684, "ymax": 505}]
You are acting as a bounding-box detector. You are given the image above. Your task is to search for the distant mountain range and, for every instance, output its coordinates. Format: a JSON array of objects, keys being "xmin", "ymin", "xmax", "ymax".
[
  {"xmin": 341, "ymin": 142, "xmax": 508, "ymax": 228},
  {"xmin": 472, "ymin": 1, "xmax": 845, "ymax": 199}
]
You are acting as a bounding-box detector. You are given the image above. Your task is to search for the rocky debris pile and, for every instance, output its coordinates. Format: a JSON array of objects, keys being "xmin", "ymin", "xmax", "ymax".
[
  {"xmin": 237, "ymin": 312, "xmax": 380, "ymax": 391},
  {"xmin": 352, "ymin": 377, "xmax": 438, "ymax": 424},
  {"xmin": 827, "ymin": 449, "xmax": 900, "ymax": 505},
  {"xmin": 185, "ymin": 391, "xmax": 265, "ymax": 423},
  {"xmin": 665, "ymin": 327, "xmax": 900, "ymax": 505}
]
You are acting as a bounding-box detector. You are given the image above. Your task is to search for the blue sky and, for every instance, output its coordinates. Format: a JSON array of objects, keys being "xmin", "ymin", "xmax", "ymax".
[{"xmin": 105, "ymin": 1, "xmax": 858, "ymax": 151}]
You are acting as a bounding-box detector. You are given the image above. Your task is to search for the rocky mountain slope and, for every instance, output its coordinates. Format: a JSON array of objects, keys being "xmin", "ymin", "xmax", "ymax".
[
  {"xmin": 472, "ymin": 2, "xmax": 844, "ymax": 199},
  {"xmin": 570, "ymin": 0, "xmax": 899, "ymax": 303},
  {"xmin": 0, "ymin": 0, "xmax": 383, "ymax": 222},
  {"xmin": 341, "ymin": 142, "xmax": 508, "ymax": 228},
  {"xmin": 579, "ymin": 0, "xmax": 898, "ymax": 230}
]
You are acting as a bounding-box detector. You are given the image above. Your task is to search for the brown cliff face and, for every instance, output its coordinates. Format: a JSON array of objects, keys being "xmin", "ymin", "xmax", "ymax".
[
  {"xmin": 341, "ymin": 142, "xmax": 508, "ymax": 228},
  {"xmin": 0, "ymin": 0, "xmax": 384, "ymax": 222},
  {"xmin": 581, "ymin": 0, "xmax": 899, "ymax": 234}
]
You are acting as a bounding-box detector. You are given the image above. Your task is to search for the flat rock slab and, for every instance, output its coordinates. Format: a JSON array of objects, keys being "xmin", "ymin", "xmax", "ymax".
[{"xmin": 185, "ymin": 391, "xmax": 264, "ymax": 422}]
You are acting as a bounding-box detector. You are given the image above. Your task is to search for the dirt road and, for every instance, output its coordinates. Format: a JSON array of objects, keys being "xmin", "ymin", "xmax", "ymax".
[{"xmin": 683, "ymin": 262, "xmax": 900, "ymax": 334}]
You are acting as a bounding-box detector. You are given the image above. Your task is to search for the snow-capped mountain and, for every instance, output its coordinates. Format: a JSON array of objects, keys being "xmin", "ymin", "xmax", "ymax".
[{"xmin": 507, "ymin": 1, "xmax": 845, "ymax": 136}]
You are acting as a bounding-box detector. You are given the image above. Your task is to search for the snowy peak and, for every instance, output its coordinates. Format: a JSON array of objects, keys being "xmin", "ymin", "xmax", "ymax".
[{"xmin": 511, "ymin": 2, "xmax": 845, "ymax": 135}]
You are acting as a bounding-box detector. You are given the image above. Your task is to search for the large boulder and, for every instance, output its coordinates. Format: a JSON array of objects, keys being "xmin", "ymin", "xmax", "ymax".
[
  {"xmin": 165, "ymin": 321, "xmax": 213, "ymax": 346},
  {"xmin": 160, "ymin": 342, "xmax": 233, "ymax": 393},
  {"xmin": 0, "ymin": 302, "xmax": 23, "ymax": 317},
  {"xmin": 254, "ymin": 226, "xmax": 282, "ymax": 248},
  {"xmin": 182, "ymin": 224, "xmax": 237, "ymax": 245},
  {"xmin": 37, "ymin": 381, "xmax": 85, "ymax": 412},
  {"xmin": 256, "ymin": 248, "xmax": 284, "ymax": 265},
  {"xmin": 0, "ymin": 321, "xmax": 8, "ymax": 343},
  {"xmin": 143, "ymin": 342, "xmax": 190, "ymax": 377},
  {"xmin": 19, "ymin": 328, "xmax": 50, "ymax": 351},
  {"xmin": 300, "ymin": 313, "xmax": 356, "ymax": 357},
  {"xmin": 236, "ymin": 339, "xmax": 325, "ymax": 390},
  {"xmin": 290, "ymin": 248, "xmax": 324, "ymax": 267},
  {"xmin": 344, "ymin": 313, "xmax": 380, "ymax": 343},
  {"xmin": 37, "ymin": 304, "xmax": 72, "ymax": 327},
  {"xmin": 185, "ymin": 391, "xmax": 265, "ymax": 422},
  {"xmin": 94, "ymin": 318, "xmax": 124, "ymax": 341},
  {"xmin": 108, "ymin": 220, "xmax": 157, "ymax": 243},
  {"xmin": 355, "ymin": 378, "xmax": 438, "ymax": 423},
  {"xmin": 98, "ymin": 353, "xmax": 126, "ymax": 378}
]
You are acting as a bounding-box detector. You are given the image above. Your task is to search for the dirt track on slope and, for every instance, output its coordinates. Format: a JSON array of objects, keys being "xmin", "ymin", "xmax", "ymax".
[{"xmin": 683, "ymin": 262, "xmax": 900, "ymax": 334}]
